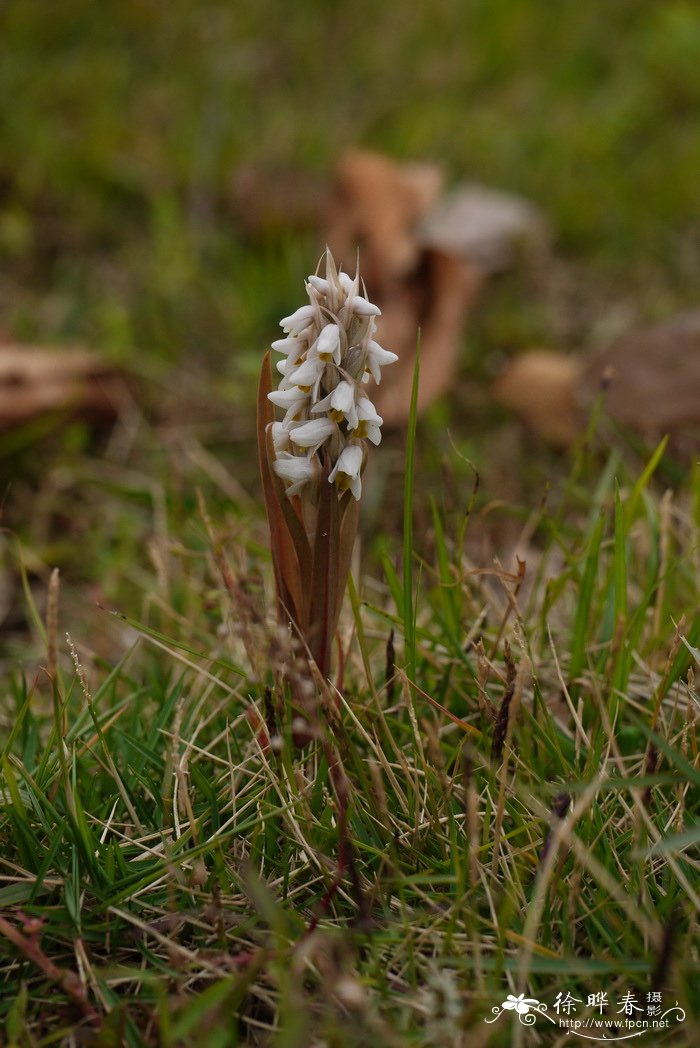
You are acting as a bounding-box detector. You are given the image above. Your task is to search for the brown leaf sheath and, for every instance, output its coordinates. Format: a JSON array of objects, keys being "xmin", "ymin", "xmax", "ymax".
[{"xmin": 257, "ymin": 352, "xmax": 309, "ymax": 631}]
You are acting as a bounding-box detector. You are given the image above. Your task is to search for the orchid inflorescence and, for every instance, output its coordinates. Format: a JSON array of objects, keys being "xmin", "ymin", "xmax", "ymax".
[
  {"xmin": 268, "ymin": 250, "xmax": 398, "ymax": 501},
  {"xmin": 257, "ymin": 250, "xmax": 396, "ymax": 683}
]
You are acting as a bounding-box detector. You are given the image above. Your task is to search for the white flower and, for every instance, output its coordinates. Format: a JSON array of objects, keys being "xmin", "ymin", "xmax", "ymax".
[
  {"xmin": 267, "ymin": 387, "xmax": 309, "ymax": 422},
  {"xmin": 355, "ymin": 397, "xmax": 383, "ymax": 444},
  {"xmin": 349, "ymin": 295, "xmax": 381, "ymax": 317},
  {"xmin": 271, "ymin": 421, "xmax": 292, "ymax": 454},
  {"xmin": 307, "ymin": 275, "xmax": 330, "ymax": 295},
  {"xmin": 272, "ymin": 453, "xmax": 316, "ymax": 496},
  {"xmin": 271, "ymin": 335, "xmax": 305, "ymax": 358},
  {"xmin": 272, "ymin": 337, "xmax": 306, "ymax": 368},
  {"xmin": 283, "ymin": 355, "xmax": 325, "ymax": 393},
  {"xmin": 280, "ymin": 304, "xmax": 316, "ymax": 334},
  {"xmin": 312, "ymin": 323, "xmax": 342, "ymax": 364},
  {"xmin": 365, "ymin": 339, "xmax": 399, "ymax": 384},
  {"xmin": 289, "ymin": 418, "xmax": 336, "ymax": 453},
  {"xmin": 338, "ymin": 272, "xmax": 356, "ymax": 297},
  {"xmin": 312, "ymin": 380, "xmax": 359, "ymax": 429},
  {"xmin": 329, "ymin": 443, "xmax": 363, "ymax": 500}
]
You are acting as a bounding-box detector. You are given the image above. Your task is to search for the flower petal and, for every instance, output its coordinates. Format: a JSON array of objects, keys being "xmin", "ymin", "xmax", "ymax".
[
  {"xmin": 271, "ymin": 336, "xmax": 304, "ymax": 356},
  {"xmin": 313, "ymin": 323, "xmax": 342, "ymax": 363},
  {"xmin": 272, "ymin": 453, "xmax": 316, "ymax": 496},
  {"xmin": 289, "ymin": 418, "xmax": 336, "ymax": 449},
  {"xmin": 355, "ymin": 396, "xmax": 383, "ymax": 443},
  {"xmin": 357, "ymin": 397, "xmax": 382, "ymax": 423},
  {"xmin": 329, "ymin": 443, "xmax": 363, "ymax": 481},
  {"xmin": 285, "ymin": 355, "xmax": 325, "ymax": 389},
  {"xmin": 366, "ymin": 340, "xmax": 399, "ymax": 383},
  {"xmin": 307, "ymin": 275, "xmax": 330, "ymax": 295},
  {"xmin": 268, "ymin": 388, "xmax": 309, "ymax": 410},
  {"xmin": 312, "ymin": 380, "xmax": 358, "ymax": 427},
  {"xmin": 271, "ymin": 421, "xmax": 291, "ymax": 454},
  {"xmin": 350, "ymin": 295, "xmax": 381, "ymax": 317},
  {"xmin": 338, "ymin": 271, "xmax": 357, "ymax": 297},
  {"xmin": 280, "ymin": 304, "xmax": 316, "ymax": 334}
]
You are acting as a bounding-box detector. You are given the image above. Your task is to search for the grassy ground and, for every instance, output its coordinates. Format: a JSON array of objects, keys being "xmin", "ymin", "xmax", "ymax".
[
  {"xmin": 1, "ymin": 1, "xmax": 700, "ymax": 1045},
  {"xmin": 2, "ymin": 422, "xmax": 700, "ymax": 1046}
]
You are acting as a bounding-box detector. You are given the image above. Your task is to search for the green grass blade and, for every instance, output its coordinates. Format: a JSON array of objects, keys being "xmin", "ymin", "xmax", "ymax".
[{"xmin": 402, "ymin": 334, "xmax": 420, "ymax": 682}]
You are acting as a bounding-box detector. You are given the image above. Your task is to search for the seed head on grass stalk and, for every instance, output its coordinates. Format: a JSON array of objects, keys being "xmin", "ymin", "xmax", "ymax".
[{"xmin": 257, "ymin": 249, "xmax": 397, "ymax": 683}]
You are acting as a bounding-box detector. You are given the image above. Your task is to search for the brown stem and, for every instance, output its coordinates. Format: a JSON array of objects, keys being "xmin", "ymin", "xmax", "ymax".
[{"xmin": 0, "ymin": 915, "xmax": 100, "ymax": 1026}]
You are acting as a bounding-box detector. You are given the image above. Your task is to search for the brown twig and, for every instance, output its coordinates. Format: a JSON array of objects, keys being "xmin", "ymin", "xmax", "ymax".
[
  {"xmin": 385, "ymin": 629, "xmax": 396, "ymax": 703},
  {"xmin": 490, "ymin": 641, "xmax": 517, "ymax": 762},
  {"xmin": 538, "ymin": 791, "xmax": 571, "ymax": 867},
  {"xmin": 0, "ymin": 915, "xmax": 100, "ymax": 1026}
]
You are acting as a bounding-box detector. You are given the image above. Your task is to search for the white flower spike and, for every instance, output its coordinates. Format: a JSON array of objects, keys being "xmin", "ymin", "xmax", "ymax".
[{"xmin": 267, "ymin": 250, "xmax": 397, "ymax": 501}]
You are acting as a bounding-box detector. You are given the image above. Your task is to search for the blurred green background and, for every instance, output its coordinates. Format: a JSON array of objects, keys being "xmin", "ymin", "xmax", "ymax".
[
  {"xmin": 2, "ymin": 0, "xmax": 700, "ymax": 650},
  {"xmin": 3, "ymin": 0, "xmax": 700, "ymax": 366}
]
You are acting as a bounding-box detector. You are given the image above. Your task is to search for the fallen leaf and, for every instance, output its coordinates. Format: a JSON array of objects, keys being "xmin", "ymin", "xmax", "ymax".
[
  {"xmin": 581, "ymin": 309, "xmax": 700, "ymax": 457},
  {"xmin": 493, "ymin": 311, "xmax": 700, "ymax": 456},
  {"xmin": 491, "ymin": 350, "xmax": 583, "ymax": 447},
  {"xmin": 418, "ymin": 183, "xmax": 549, "ymax": 275},
  {"xmin": 328, "ymin": 149, "xmax": 444, "ymax": 291},
  {"xmin": 373, "ymin": 251, "xmax": 483, "ymax": 428},
  {"xmin": 0, "ymin": 343, "xmax": 122, "ymax": 433},
  {"xmin": 328, "ymin": 152, "xmax": 548, "ymax": 428}
]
